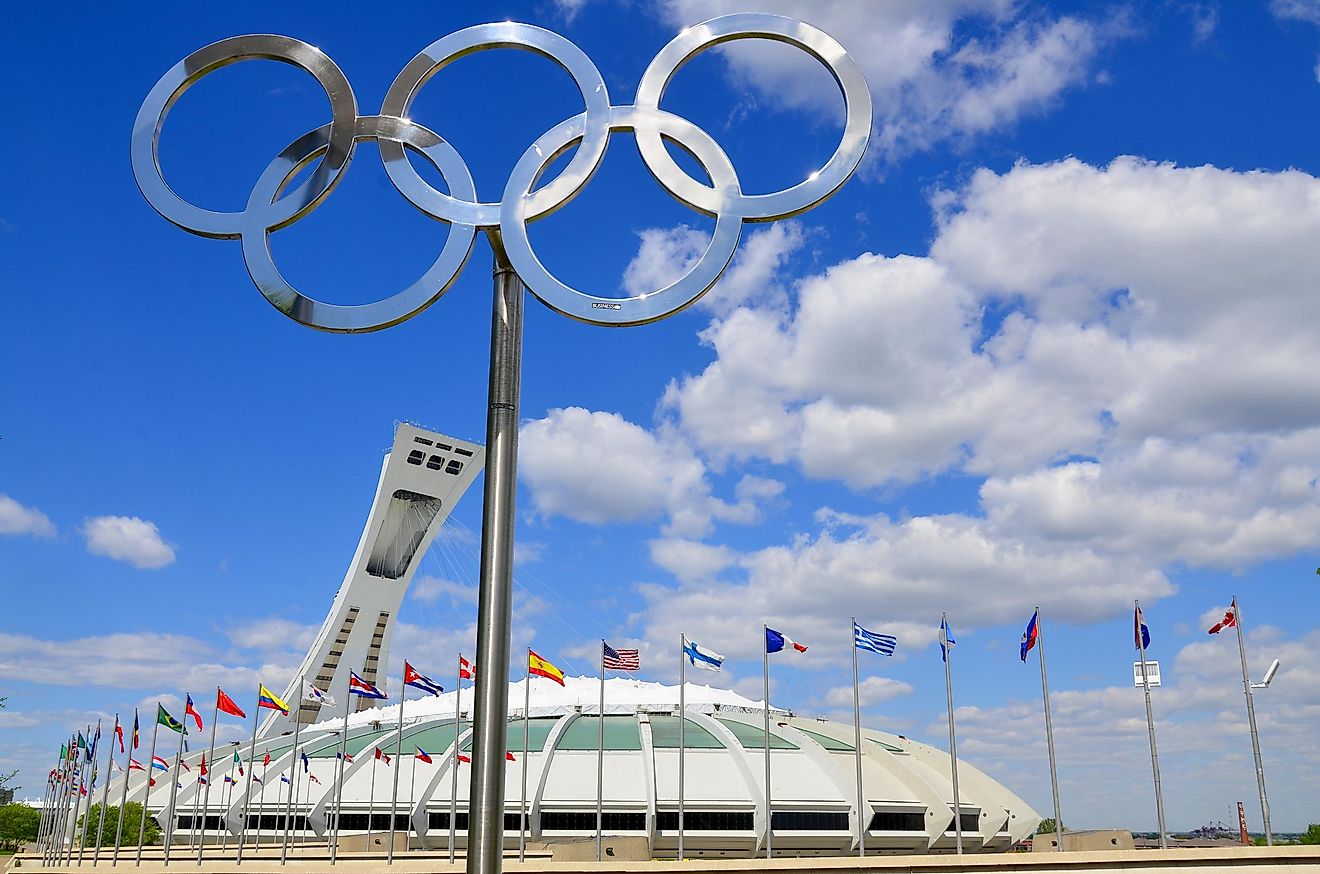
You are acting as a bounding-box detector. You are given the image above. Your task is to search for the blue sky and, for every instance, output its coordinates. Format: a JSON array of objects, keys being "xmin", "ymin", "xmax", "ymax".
[{"xmin": 4, "ymin": 0, "xmax": 1320, "ymax": 833}]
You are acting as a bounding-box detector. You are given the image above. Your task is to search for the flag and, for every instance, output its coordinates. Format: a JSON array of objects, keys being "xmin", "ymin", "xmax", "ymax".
[
  {"xmin": 1020, "ymin": 609, "xmax": 1040, "ymax": 662},
  {"xmin": 348, "ymin": 671, "xmax": 387, "ymax": 700},
  {"xmin": 603, "ymin": 642, "xmax": 640, "ymax": 671},
  {"xmin": 309, "ymin": 774, "xmax": 321, "ymax": 785},
  {"xmin": 89, "ymin": 723, "xmax": 101, "ymax": 760},
  {"xmin": 301, "ymin": 751, "xmax": 309, "ymax": 773},
  {"xmin": 132, "ymin": 709, "xmax": 140, "ymax": 749},
  {"xmin": 198, "ymin": 775, "xmax": 207, "ymax": 785},
  {"xmin": 682, "ymin": 639, "xmax": 725, "ymax": 671},
  {"xmin": 185, "ymin": 694, "xmax": 203, "ymax": 732},
  {"xmin": 854, "ymin": 623, "xmax": 897, "ymax": 656},
  {"xmin": 529, "ymin": 650, "xmax": 566, "ymax": 685},
  {"xmin": 374, "ymin": 747, "xmax": 391, "ymax": 766},
  {"xmin": 404, "ymin": 661, "xmax": 444, "ymax": 696},
  {"xmin": 217, "ymin": 688, "xmax": 247, "ymax": 719},
  {"xmin": 129, "ymin": 759, "xmax": 145, "ymax": 772},
  {"xmin": 280, "ymin": 774, "xmax": 291, "ymax": 784},
  {"xmin": 151, "ymin": 756, "xmax": 170, "ymax": 771},
  {"xmin": 505, "ymin": 751, "xmax": 516, "ymax": 762},
  {"xmin": 1134, "ymin": 604, "xmax": 1151, "ymax": 650},
  {"xmin": 765, "ymin": 627, "xmax": 808, "ymax": 654},
  {"xmin": 157, "ymin": 704, "xmax": 186, "ymax": 734},
  {"xmin": 415, "ymin": 747, "xmax": 433, "ymax": 764},
  {"xmin": 302, "ymin": 681, "xmax": 335, "ymax": 707},
  {"xmin": 263, "ymin": 752, "xmax": 271, "ymax": 766},
  {"xmin": 457, "ymin": 754, "xmax": 471, "ymax": 764},
  {"xmin": 223, "ymin": 775, "xmax": 235, "ymax": 784},
  {"xmin": 939, "ymin": 617, "xmax": 956, "ymax": 662},
  {"xmin": 336, "ymin": 751, "xmax": 355, "ymax": 763},
  {"xmin": 199, "ymin": 754, "xmax": 208, "ymax": 777},
  {"xmin": 115, "ymin": 717, "xmax": 125, "ymax": 753},
  {"xmin": 1209, "ymin": 601, "xmax": 1237, "ymax": 635},
  {"xmin": 233, "ymin": 751, "xmax": 244, "ymax": 776},
  {"xmin": 258, "ymin": 684, "xmax": 291, "ymax": 715},
  {"xmin": 60, "ymin": 742, "xmax": 68, "ymax": 762},
  {"xmin": 179, "ymin": 758, "xmax": 191, "ymax": 772},
  {"xmin": 251, "ymin": 775, "xmax": 262, "ymax": 785},
  {"xmin": 458, "ymin": 655, "xmax": 474, "ymax": 680}
]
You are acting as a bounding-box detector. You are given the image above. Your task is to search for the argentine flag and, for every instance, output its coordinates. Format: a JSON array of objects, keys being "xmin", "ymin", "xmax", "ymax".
[{"xmin": 682, "ymin": 638, "xmax": 725, "ymax": 672}]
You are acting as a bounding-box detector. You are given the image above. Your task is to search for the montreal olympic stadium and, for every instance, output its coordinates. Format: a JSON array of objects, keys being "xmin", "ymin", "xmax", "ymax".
[{"xmin": 103, "ymin": 424, "xmax": 1039, "ymax": 858}]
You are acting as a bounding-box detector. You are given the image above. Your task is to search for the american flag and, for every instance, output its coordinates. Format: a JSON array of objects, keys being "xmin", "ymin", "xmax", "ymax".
[{"xmin": 603, "ymin": 642, "xmax": 640, "ymax": 671}]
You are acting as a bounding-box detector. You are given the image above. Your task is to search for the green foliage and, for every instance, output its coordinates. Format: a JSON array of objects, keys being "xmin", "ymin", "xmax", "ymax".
[
  {"xmin": 1036, "ymin": 817, "xmax": 1065, "ymax": 835},
  {"xmin": 77, "ymin": 802, "xmax": 160, "ymax": 847},
  {"xmin": 1302, "ymin": 823, "xmax": 1320, "ymax": 845},
  {"xmin": 0, "ymin": 803, "xmax": 41, "ymax": 850}
]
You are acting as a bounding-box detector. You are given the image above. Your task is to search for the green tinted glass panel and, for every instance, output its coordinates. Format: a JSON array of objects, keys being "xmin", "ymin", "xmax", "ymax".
[
  {"xmin": 405, "ymin": 721, "xmax": 468, "ymax": 756},
  {"xmin": 305, "ymin": 726, "xmax": 394, "ymax": 758},
  {"xmin": 715, "ymin": 719, "xmax": 798, "ymax": 750},
  {"xmin": 648, "ymin": 716, "xmax": 724, "ymax": 749},
  {"xmin": 555, "ymin": 716, "xmax": 642, "ymax": 751},
  {"xmin": 796, "ymin": 728, "xmax": 854, "ymax": 751},
  {"xmin": 461, "ymin": 718, "xmax": 557, "ymax": 752},
  {"xmin": 868, "ymin": 738, "xmax": 905, "ymax": 753}
]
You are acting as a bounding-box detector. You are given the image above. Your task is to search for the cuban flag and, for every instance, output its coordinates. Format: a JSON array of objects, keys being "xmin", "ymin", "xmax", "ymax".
[
  {"xmin": 1020, "ymin": 609, "xmax": 1040, "ymax": 662},
  {"xmin": 415, "ymin": 747, "xmax": 433, "ymax": 765},
  {"xmin": 682, "ymin": 638, "xmax": 724, "ymax": 672},
  {"xmin": 348, "ymin": 671, "xmax": 387, "ymax": 700},
  {"xmin": 765, "ymin": 627, "xmax": 807, "ymax": 654},
  {"xmin": 404, "ymin": 661, "xmax": 444, "ymax": 696}
]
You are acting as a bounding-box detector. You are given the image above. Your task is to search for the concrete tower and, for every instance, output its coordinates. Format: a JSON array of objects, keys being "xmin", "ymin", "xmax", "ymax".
[{"xmin": 259, "ymin": 422, "xmax": 484, "ymax": 737}]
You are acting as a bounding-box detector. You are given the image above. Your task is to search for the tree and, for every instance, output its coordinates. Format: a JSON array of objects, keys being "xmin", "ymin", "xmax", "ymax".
[
  {"xmin": 0, "ymin": 803, "xmax": 41, "ymax": 851},
  {"xmin": 1036, "ymin": 817, "xmax": 1065, "ymax": 835},
  {"xmin": 76, "ymin": 803, "xmax": 160, "ymax": 847},
  {"xmin": 1302, "ymin": 824, "xmax": 1320, "ymax": 845}
]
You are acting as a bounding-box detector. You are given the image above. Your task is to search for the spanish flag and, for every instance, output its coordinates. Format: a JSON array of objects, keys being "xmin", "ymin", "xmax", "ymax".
[
  {"xmin": 528, "ymin": 650, "xmax": 565, "ymax": 686},
  {"xmin": 258, "ymin": 684, "xmax": 290, "ymax": 715}
]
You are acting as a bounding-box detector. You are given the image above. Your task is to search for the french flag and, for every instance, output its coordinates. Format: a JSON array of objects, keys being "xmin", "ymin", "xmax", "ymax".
[{"xmin": 765, "ymin": 627, "xmax": 807, "ymax": 654}]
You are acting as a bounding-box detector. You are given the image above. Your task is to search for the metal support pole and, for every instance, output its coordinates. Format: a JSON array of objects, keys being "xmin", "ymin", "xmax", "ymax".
[
  {"xmin": 942, "ymin": 614, "xmax": 963, "ymax": 855},
  {"xmin": 519, "ymin": 656, "xmax": 530, "ymax": 862},
  {"xmin": 281, "ymin": 677, "xmax": 304, "ymax": 865},
  {"xmin": 762, "ymin": 625, "xmax": 772, "ymax": 859},
  {"xmin": 136, "ymin": 722, "xmax": 160, "ymax": 866},
  {"xmin": 236, "ymin": 695, "xmax": 260, "ymax": 866},
  {"xmin": 198, "ymin": 693, "xmax": 219, "ymax": 866},
  {"xmin": 1233, "ymin": 597, "xmax": 1272, "ymax": 845},
  {"xmin": 678, "ymin": 634, "xmax": 686, "ymax": 861},
  {"xmin": 450, "ymin": 653, "xmax": 462, "ymax": 864},
  {"xmin": 596, "ymin": 641, "xmax": 605, "ymax": 862},
  {"xmin": 1037, "ymin": 611, "xmax": 1064, "ymax": 851},
  {"xmin": 330, "ymin": 672, "xmax": 351, "ymax": 864},
  {"xmin": 851, "ymin": 619, "xmax": 865, "ymax": 858},
  {"xmin": 112, "ymin": 724, "xmax": 132, "ymax": 868},
  {"xmin": 466, "ymin": 236, "xmax": 525, "ymax": 874},
  {"xmin": 388, "ymin": 678, "xmax": 406, "ymax": 864},
  {"xmin": 95, "ymin": 718, "xmax": 117, "ymax": 865},
  {"xmin": 1135, "ymin": 600, "xmax": 1168, "ymax": 849},
  {"xmin": 78, "ymin": 721, "xmax": 100, "ymax": 867},
  {"xmin": 162, "ymin": 715, "xmax": 186, "ymax": 865}
]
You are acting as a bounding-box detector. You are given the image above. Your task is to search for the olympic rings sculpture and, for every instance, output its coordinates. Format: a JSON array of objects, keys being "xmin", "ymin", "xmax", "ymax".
[{"xmin": 131, "ymin": 15, "xmax": 871, "ymax": 330}]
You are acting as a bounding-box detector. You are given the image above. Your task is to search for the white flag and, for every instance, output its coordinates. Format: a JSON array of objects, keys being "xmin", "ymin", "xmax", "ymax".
[{"xmin": 303, "ymin": 681, "xmax": 335, "ymax": 706}]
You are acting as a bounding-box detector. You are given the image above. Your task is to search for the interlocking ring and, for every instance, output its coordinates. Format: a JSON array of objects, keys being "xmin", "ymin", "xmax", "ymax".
[{"xmin": 132, "ymin": 16, "xmax": 871, "ymax": 330}]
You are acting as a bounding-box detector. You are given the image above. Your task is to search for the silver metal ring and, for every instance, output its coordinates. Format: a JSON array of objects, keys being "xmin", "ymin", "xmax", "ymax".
[
  {"xmin": 633, "ymin": 14, "xmax": 872, "ymax": 222},
  {"xmin": 240, "ymin": 116, "xmax": 477, "ymax": 333},
  {"xmin": 131, "ymin": 35, "xmax": 358, "ymax": 239},
  {"xmin": 379, "ymin": 22, "xmax": 611, "ymax": 227}
]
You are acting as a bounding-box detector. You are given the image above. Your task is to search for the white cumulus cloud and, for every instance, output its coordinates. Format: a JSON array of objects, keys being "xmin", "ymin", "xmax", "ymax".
[
  {"xmin": 82, "ymin": 515, "xmax": 176, "ymax": 569},
  {"xmin": 0, "ymin": 494, "xmax": 55, "ymax": 538}
]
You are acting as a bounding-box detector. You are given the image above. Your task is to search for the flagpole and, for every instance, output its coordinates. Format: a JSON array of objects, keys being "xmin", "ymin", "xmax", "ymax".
[
  {"xmin": 330, "ymin": 670, "xmax": 351, "ymax": 865},
  {"xmin": 42, "ymin": 747, "xmax": 62, "ymax": 865},
  {"xmin": 941, "ymin": 614, "xmax": 963, "ymax": 855},
  {"xmin": 450, "ymin": 653, "xmax": 461, "ymax": 864},
  {"xmin": 220, "ymin": 773, "xmax": 233, "ymax": 857},
  {"xmin": 59, "ymin": 739, "xmax": 79, "ymax": 867},
  {"xmin": 79, "ymin": 719, "xmax": 100, "ymax": 866},
  {"xmin": 281, "ymin": 675, "xmax": 304, "ymax": 866},
  {"xmin": 163, "ymin": 706, "xmax": 188, "ymax": 866},
  {"xmin": 1135, "ymin": 600, "xmax": 1168, "ymax": 849},
  {"xmin": 53, "ymin": 742, "xmax": 73, "ymax": 867},
  {"xmin": 188, "ymin": 767, "xmax": 200, "ymax": 853},
  {"xmin": 519, "ymin": 650, "xmax": 530, "ymax": 863},
  {"xmin": 254, "ymin": 757, "xmax": 268, "ymax": 860},
  {"xmin": 678, "ymin": 633, "xmax": 686, "ymax": 862},
  {"xmin": 235, "ymin": 689, "xmax": 260, "ymax": 866},
  {"xmin": 136, "ymin": 719, "xmax": 160, "ymax": 866},
  {"xmin": 1036, "ymin": 611, "xmax": 1064, "ymax": 851},
  {"xmin": 596, "ymin": 640, "xmax": 605, "ymax": 863},
  {"xmin": 851, "ymin": 619, "xmax": 865, "ymax": 858},
  {"xmin": 762, "ymin": 624, "xmax": 773, "ymax": 859},
  {"xmin": 197, "ymin": 689, "xmax": 219, "ymax": 865},
  {"xmin": 367, "ymin": 749, "xmax": 377, "ymax": 854},
  {"xmin": 95, "ymin": 717, "xmax": 118, "ymax": 864},
  {"xmin": 388, "ymin": 672, "xmax": 406, "ymax": 864},
  {"xmin": 1233, "ymin": 596, "xmax": 1272, "ymax": 845},
  {"xmin": 69, "ymin": 733, "xmax": 86, "ymax": 867},
  {"xmin": 37, "ymin": 764, "xmax": 52, "ymax": 864}
]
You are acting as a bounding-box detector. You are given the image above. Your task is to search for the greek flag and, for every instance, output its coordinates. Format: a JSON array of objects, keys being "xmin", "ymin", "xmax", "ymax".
[
  {"xmin": 854, "ymin": 623, "xmax": 897, "ymax": 656},
  {"xmin": 682, "ymin": 638, "xmax": 725, "ymax": 672}
]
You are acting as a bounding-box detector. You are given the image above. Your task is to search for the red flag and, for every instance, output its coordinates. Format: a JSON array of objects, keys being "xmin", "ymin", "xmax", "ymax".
[
  {"xmin": 185, "ymin": 694, "xmax": 204, "ymax": 732},
  {"xmin": 217, "ymin": 688, "xmax": 247, "ymax": 719},
  {"xmin": 1208, "ymin": 601, "xmax": 1237, "ymax": 634},
  {"xmin": 200, "ymin": 754, "xmax": 208, "ymax": 777},
  {"xmin": 374, "ymin": 747, "xmax": 391, "ymax": 766},
  {"xmin": 459, "ymin": 655, "xmax": 474, "ymax": 681},
  {"xmin": 505, "ymin": 751, "xmax": 516, "ymax": 762},
  {"xmin": 263, "ymin": 752, "xmax": 271, "ymax": 766},
  {"xmin": 129, "ymin": 759, "xmax": 145, "ymax": 772},
  {"xmin": 114, "ymin": 718, "xmax": 125, "ymax": 754},
  {"xmin": 309, "ymin": 774, "xmax": 321, "ymax": 785},
  {"xmin": 457, "ymin": 754, "xmax": 471, "ymax": 763}
]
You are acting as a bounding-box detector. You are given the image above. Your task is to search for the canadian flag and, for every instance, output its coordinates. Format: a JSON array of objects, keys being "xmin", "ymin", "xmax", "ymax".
[
  {"xmin": 1208, "ymin": 602, "xmax": 1237, "ymax": 635},
  {"xmin": 375, "ymin": 747, "xmax": 391, "ymax": 766},
  {"xmin": 459, "ymin": 655, "xmax": 475, "ymax": 681}
]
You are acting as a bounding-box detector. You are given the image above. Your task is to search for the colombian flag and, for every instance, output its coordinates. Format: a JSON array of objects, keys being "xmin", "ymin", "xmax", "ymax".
[
  {"xmin": 258, "ymin": 684, "xmax": 290, "ymax": 715},
  {"xmin": 528, "ymin": 650, "xmax": 565, "ymax": 686}
]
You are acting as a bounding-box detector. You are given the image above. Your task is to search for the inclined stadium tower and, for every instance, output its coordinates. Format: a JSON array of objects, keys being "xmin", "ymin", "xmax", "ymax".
[{"xmin": 102, "ymin": 423, "xmax": 1040, "ymax": 857}]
